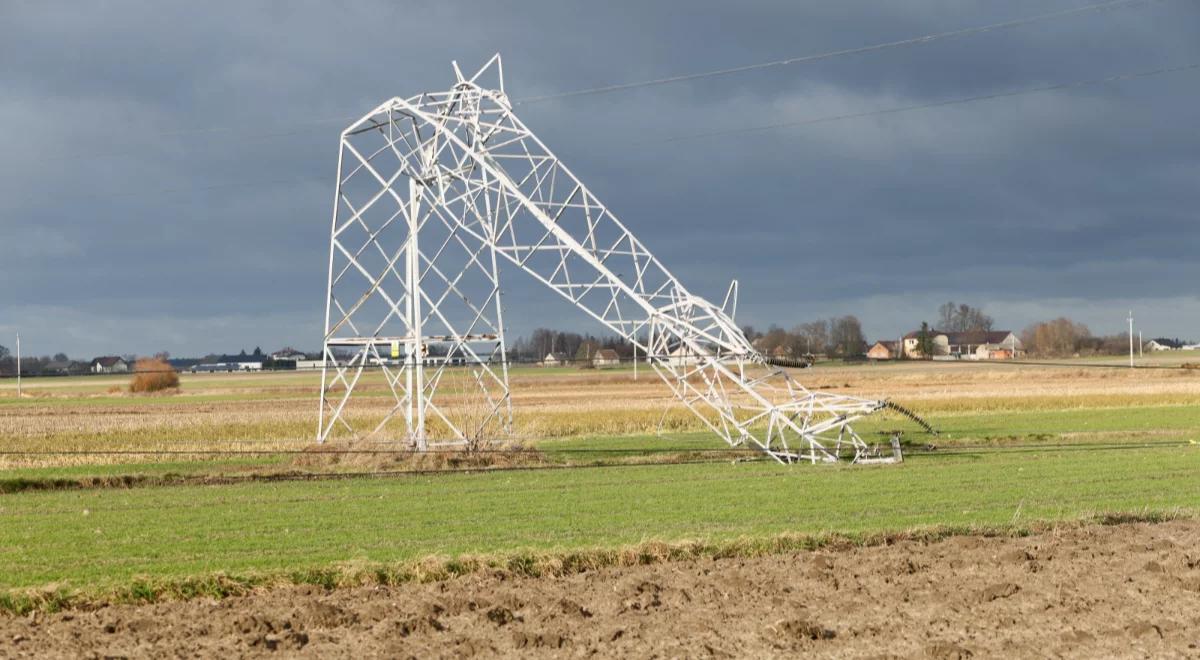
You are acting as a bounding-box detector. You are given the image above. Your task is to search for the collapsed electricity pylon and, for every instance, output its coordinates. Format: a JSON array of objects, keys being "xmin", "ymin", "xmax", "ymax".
[{"xmin": 318, "ymin": 55, "xmax": 901, "ymax": 463}]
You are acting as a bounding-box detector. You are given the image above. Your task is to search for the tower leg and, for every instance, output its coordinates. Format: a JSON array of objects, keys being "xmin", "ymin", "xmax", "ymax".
[{"xmin": 407, "ymin": 178, "xmax": 426, "ymax": 450}]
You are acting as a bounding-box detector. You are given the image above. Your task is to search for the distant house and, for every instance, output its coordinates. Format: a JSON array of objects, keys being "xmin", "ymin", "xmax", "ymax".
[
  {"xmin": 866, "ymin": 341, "xmax": 900, "ymax": 361},
  {"xmin": 90, "ymin": 356, "xmax": 129, "ymax": 374},
  {"xmin": 167, "ymin": 358, "xmax": 200, "ymax": 371},
  {"xmin": 1145, "ymin": 338, "xmax": 1183, "ymax": 351},
  {"xmin": 945, "ymin": 330, "xmax": 1021, "ymax": 360},
  {"xmin": 592, "ymin": 348, "xmax": 620, "ymax": 368},
  {"xmin": 902, "ymin": 330, "xmax": 950, "ymax": 358},
  {"xmin": 422, "ymin": 355, "xmax": 467, "ymax": 366},
  {"xmin": 192, "ymin": 361, "xmax": 262, "ymax": 373},
  {"xmin": 771, "ymin": 345, "xmax": 793, "ymax": 359},
  {"xmin": 666, "ymin": 345, "xmax": 702, "ymax": 367},
  {"xmin": 575, "ymin": 340, "xmax": 603, "ymax": 363},
  {"xmin": 191, "ymin": 354, "xmax": 263, "ymax": 373},
  {"xmin": 271, "ymin": 347, "xmax": 308, "ymax": 361},
  {"xmin": 902, "ymin": 330, "xmax": 1021, "ymax": 360},
  {"xmin": 542, "ymin": 352, "xmax": 569, "ymax": 367},
  {"xmin": 42, "ymin": 360, "xmax": 77, "ymax": 375}
]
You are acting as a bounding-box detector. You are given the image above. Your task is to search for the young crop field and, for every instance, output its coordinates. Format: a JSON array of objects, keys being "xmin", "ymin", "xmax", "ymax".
[{"xmin": 1, "ymin": 360, "xmax": 1199, "ymax": 656}]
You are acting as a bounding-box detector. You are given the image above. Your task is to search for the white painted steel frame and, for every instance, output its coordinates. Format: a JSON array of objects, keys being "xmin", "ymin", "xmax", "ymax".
[{"xmin": 318, "ymin": 55, "xmax": 892, "ymax": 464}]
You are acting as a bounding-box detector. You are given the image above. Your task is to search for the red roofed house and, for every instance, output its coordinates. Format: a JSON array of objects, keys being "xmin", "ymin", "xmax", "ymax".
[
  {"xmin": 867, "ymin": 340, "xmax": 900, "ymax": 360},
  {"xmin": 902, "ymin": 330, "xmax": 1021, "ymax": 360}
]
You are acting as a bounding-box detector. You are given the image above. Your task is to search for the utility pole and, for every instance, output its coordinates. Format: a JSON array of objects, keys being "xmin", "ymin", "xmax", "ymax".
[
  {"xmin": 633, "ymin": 340, "xmax": 638, "ymax": 380},
  {"xmin": 1139, "ymin": 331, "xmax": 1143, "ymax": 358},
  {"xmin": 1127, "ymin": 311, "xmax": 1134, "ymax": 368},
  {"xmin": 15, "ymin": 332, "xmax": 21, "ymax": 398}
]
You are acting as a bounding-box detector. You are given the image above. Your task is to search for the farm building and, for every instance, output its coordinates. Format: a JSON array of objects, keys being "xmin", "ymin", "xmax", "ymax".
[
  {"xmin": 542, "ymin": 352, "xmax": 569, "ymax": 366},
  {"xmin": 89, "ymin": 356, "xmax": 129, "ymax": 374},
  {"xmin": 422, "ymin": 355, "xmax": 468, "ymax": 366},
  {"xmin": 42, "ymin": 359, "xmax": 77, "ymax": 375},
  {"xmin": 592, "ymin": 348, "xmax": 620, "ymax": 368},
  {"xmin": 1145, "ymin": 338, "xmax": 1183, "ymax": 351},
  {"xmin": 191, "ymin": 355, "xmax": 264, "ymax": 372},
  {"xmin": 902, "ymin": 330, "xmax": 1021, "ymax": 360},
  {"xmin": 666, "ymin": 345, "xmax": 702, "ymax": 367},
  {"xmin": 192, "ymin": 361, "xmax": 263, "ymax": 373},
  {"xmin": 866, "ymin": 340, "xmax": 900, "ymax": 360}
]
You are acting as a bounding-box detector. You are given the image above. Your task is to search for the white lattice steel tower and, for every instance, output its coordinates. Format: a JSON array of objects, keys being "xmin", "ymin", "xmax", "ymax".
[{"xmin": 319, "ymin": 55, "xmax": 900, "ymax": 463}]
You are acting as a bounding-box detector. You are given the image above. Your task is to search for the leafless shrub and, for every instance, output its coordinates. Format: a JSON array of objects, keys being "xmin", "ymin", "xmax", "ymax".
[{"xmin": 129, "ymin": 358, "xmax": 179, "ymax": 394}]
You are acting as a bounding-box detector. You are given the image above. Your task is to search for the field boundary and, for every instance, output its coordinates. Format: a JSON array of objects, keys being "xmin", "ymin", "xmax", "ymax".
[
  {"xmin": 0, "ymin": 453, "xmax": 772, "ymax": 495},
  {"xmin": 3, "ymin": 438, "xmax": 1194, "ymax": 494},
  {"xmin": 0, "ymin": 509, "xmax": 1188, "ymax": 616}
]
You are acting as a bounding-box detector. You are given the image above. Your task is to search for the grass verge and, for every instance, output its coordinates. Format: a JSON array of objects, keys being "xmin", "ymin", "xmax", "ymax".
[{"xmin": 2, "ymin": 447, "xmax": 1197, "ymax": 597}]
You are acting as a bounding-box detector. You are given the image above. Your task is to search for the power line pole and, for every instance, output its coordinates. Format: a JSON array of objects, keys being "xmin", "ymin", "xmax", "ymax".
[
  {"xmin": 1127, "ymin": 311, "xmax": 1134, "ymax": 368},
  {"xmin": 15, "ymin": 332, "xmax": 20, "ymax": 398}
]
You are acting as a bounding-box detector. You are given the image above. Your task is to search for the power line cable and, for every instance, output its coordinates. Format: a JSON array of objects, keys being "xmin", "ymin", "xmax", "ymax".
[
  {"xmin": 515, "ymin": 0, "xmax": 1175, "ymax": 104},
  {"xmin": 652, "ymin": 62, "xmax": 1200, "ymax": 144},
  {"xmin": 8, "ymin": 61, "xmax": 1180, "ymax": 207},
  {"xmin": 13, "ymin": 0, "xmax": 1171, "ymax": 160}
]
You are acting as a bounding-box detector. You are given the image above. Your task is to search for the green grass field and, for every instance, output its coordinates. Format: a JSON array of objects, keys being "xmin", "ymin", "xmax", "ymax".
[
  {"xmin": 2, "ymin": 360, "xmax": 1199, "ymax": 609},
  {"xmin": 1, "ymin": 444, "xmax": 1197, "ymax": 597}
]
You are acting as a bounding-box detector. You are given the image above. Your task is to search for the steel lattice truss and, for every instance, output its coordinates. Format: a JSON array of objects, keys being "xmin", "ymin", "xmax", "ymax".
[{"xmin": 319, "ymin": 55, "xmax": 897, "ymax": 464}]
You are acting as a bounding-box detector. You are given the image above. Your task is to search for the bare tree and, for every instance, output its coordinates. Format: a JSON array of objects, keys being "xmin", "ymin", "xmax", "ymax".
[
  {"xmin": 740, "ymin": 325, "xmax": 762, "ymax": 343},
  {"xmin": 791, "ymin": 321, "xmax": 830, "ymax": 356},
  {"xmin": 829, "ymin": 315, "xmax": 866, "ymax": 356},
  {"xmin": 1021, "ymin": 318, "xmax": 1092, "ymax": 357},
  {"xmin": 938, "ymin": 301, "xmax": 994, "ymax": 332},
  {"xmin": 757, "ymin": 325, "xmax": 790, "ymax": 354}
]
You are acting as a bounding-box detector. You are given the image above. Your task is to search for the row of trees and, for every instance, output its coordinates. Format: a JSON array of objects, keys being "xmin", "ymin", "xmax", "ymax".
[
  {"xmin": 4, "ymin": 304, "xmax": 1181, "ymax": 375},
  {"xmin": 1017, "ymin": 318, "xmax": 1177, "ymax": 357},
  {"xmin": 509, "ymin": 329, "xmax": 636, "ymax": 362},
  {"xmin": 742, "ymin": 315, "xmax": 867, "ymax": 357},
  {"xmin": 0, "ymin": 347, "xmax": 77, "ymax": 376}
]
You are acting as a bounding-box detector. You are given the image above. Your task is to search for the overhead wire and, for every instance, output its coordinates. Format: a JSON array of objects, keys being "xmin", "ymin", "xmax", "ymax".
[
  {"xmin": 515, "ymin": 0, "xmax": 1173, "ymax": 104},
  {"xmin": 2, "ymin": 0, "xmax": 1187, "ymax": 209},
  {"xmin": 653, "ymin": 62, "xmax": 1200, "ymax": 144},
  {"xmin": 10, "ymin": 0, "xmax": 1176, "ymax": 159},
  {"xmin": 13, "ymin": 58, "xmax": 1198, "ymax": 207}
]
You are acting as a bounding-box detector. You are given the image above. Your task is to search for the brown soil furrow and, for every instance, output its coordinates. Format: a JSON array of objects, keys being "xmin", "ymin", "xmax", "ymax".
[{"xmin": 2, "ymin": 520, "xmax": 1198, "ymax": 658}]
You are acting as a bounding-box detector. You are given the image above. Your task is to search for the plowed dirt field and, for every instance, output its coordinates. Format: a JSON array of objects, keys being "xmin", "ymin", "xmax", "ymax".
[{"xmin": 3, "ymin": 519, "xmax": 1199, "ymax": 658}]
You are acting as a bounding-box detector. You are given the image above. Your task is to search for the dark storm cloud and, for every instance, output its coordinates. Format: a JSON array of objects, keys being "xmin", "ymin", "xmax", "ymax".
[{"xmin": 1, "ymin": 0, "xmax": 1198, "ymax": 356}]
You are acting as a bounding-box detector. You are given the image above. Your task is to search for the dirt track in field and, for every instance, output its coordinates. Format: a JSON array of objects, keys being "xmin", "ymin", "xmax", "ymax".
[{"xmin": 3, "ymin": 520, "xmax": 1199, "ymax": 658}]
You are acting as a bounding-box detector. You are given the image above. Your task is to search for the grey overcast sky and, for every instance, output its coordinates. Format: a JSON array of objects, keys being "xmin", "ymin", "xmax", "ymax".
[{"xmin": 1, "ymin": 0, "xmax": 1198, "ymax": 357}]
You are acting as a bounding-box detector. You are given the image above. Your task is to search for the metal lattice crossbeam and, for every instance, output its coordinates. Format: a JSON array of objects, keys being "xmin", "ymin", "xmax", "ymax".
[{"xmin": 318, "ymin": 55, "xmax": 895, "ymax": 464}]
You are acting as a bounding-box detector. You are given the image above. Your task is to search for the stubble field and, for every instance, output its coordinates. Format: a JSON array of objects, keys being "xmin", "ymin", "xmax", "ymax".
[{"xmin": 1, "ymin": 357, "xmax": 1199, "ymax": 657}]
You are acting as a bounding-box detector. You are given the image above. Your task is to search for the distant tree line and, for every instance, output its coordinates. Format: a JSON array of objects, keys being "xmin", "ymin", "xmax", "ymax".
[
  {"xmin": 1018, "ymin": 318, "xmax": 1186, "ymax": 357},
  {"xmin": 741, "ymin": 315, "xmax": 867, "ymax": 358},
  {"xmin": 509, "ymin": 329, "xmax": 637, "ymax": 362},
  {"xmin": 0, "ymin": 349, "xmax": 77, "ymax": 377},
  {"xmin": 5, "ymin": 305, "xmax": 1186, "ymax": 376}
]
